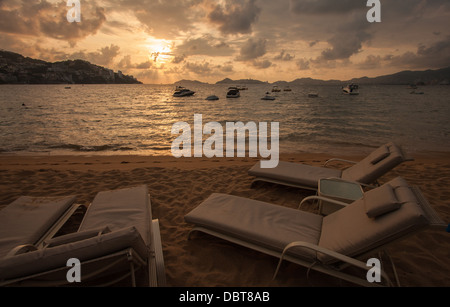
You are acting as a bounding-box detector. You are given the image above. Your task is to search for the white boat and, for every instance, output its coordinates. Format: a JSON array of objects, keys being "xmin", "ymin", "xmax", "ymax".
[
  {"xmin": 205, "ymin": 95, "xmax": 219, "ymax": 101},
  {"xmin": 271, "ymin": 86, "xmax": 281, "ymax": 92},
  {"xmin": 173, "ymin": 86, "xmax": 195, "ymax": 97},
  {"xmin": 342, "ymin": 84, "xmax": 359, "ymax": 95},
  {"xmin": 261, "ymin": 92, "xmax": 276, "ymax": 100},
  {"xmin": 308, "ymin": 92, "xmax": 319, "ymax": 98},
  {"xmin": 226, "ymin": 87, "xmax": 240, "ymax": 98}
]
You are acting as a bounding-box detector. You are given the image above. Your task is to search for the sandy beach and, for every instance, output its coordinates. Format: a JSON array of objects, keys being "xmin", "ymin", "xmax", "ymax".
[{"xmin": 0, "ymin": 152, "xmax": 449, "ymax": 287}]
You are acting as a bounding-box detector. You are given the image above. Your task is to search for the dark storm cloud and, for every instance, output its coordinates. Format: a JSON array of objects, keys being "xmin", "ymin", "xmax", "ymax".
[
  {"xmin": 285, "ymin": 1, "xmax": 372, "ymax": 68},
  {"xmin": 296, "ymin": 58, "xmax": 310, "ymax": 70},
  {"xmin": 289, "ymin": 0, "xmax": 366, "ymax": 14},
  {"xmin": 251, "ymin": 59, "xmax": 272, "ymax": 69},
  {"xmin": 234, "ymin": 37, "xmax": 272, "ymax": 69},
  {"xmin": 236, "ymin": 37, "xmax": 267, "ymax": 61},
  {"xmin": 274, "ymin": 50, "xmax": 295, "ymax": 61},
  {"xmin": 0, "ymin": 0, "xmax": 106, "ymax": 43},
  {"xmin": 110, "ymin": 0, "xmax": 203, "ymax": 38},
  {"xmin": 387, "ymin": 36, "xmax": 450, "ymax": 69},
  {"xmin": 207, "ymin": 0, "xmax": 261, "ymax": 35}
]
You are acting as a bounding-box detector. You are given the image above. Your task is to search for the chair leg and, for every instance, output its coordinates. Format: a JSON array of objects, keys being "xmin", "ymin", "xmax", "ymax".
[{"xmin": 129, "ymin": 261, "xmax": 136, "ymax": 287}]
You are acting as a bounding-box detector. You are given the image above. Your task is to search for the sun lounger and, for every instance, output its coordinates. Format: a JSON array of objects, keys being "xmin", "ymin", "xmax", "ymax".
[
  {"xmin": 184, "ymin": 177, "xmax": 447, "ymax": 286},
  {"xmin": 0, "ymin": 195, "xmax": 80, "ymax": 259},
  {"xmin": 248, "ymin": 142, "xmax": 412, "ymax": 190},
  {"xmin": 0, "ymin": 185, "xmax": 166, "ymax": 287}
]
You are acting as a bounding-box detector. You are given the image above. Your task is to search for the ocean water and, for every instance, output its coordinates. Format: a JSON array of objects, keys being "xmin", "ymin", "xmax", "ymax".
[{"xmin": 0, "ymin": 83, "xmax": 449, "ymax": 156}]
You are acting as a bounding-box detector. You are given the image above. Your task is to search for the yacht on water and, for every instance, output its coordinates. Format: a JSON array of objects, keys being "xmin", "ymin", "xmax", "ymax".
[
  {"xmin": 226, "ymin": 87, "xmax": 240, "ymax": 98},
  {"xmin": 342, "ymin": 84, "xmax": 359, "ymax": 95},
  {"xmin": 205, "ymin": 95, "xmax": 220, "ymax": 100},
  {"xmin": 261, "ymin": 92, "xmax": 276, "ymax": 100},
  {"xmin": 271, "ymin": 86, "xmax": 281, "ymax": 92},
  {"xmin": 173, "ymin": 86, "xmax": 195, "ymax": 97}
]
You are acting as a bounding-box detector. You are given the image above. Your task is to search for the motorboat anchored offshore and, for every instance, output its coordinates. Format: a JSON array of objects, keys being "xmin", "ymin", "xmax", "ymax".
[
  {"xmin": 226, "ymin": 87, "xmax": 240, "ymax": 98},
  {"xmin": 342, "ymin": 84, "xmax": 359, "ymax": 95},
  {"xmin": 271, "ymin": 86, "xmax": 281, "ymax": 92},
  {"xmin": 261, "ymin": 92, "xmax": 276, "ymax": 100},
  {"xmin": 205, "ymin": 95, "xmax": 220, "ymax": 100},
  {"xmin": 173, "ymin": 86, "xmax": 195, "ymax": 97}
]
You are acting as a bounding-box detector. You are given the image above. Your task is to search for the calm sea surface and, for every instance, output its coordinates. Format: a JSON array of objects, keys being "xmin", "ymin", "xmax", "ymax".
[{"xmin": 0, "ymin": 84, "xmax": 449, "ymax": 156}]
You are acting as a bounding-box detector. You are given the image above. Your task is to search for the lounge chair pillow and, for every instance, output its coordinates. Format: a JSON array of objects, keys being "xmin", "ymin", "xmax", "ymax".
[
  {"xmin": 369, "ymin": 145, "xmax": 390, "ymax": 165},
  {"xmin": 364, "ymin": 184, "xmax": 400, "ymax": 218},
  {"xmin": 45, "ymin": 226, "xmax": 111, "ymax": 248}
]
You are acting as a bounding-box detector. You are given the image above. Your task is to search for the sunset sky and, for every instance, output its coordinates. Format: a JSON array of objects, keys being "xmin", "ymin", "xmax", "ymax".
[{"xmin": 1, "ymin": 0, "xmax": 449, "ymax": 84}]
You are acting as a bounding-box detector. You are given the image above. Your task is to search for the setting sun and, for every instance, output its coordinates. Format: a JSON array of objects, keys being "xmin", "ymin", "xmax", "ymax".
[{"xmin": 146, "ymin": 39, "xmax": 173, "ymax": 64}]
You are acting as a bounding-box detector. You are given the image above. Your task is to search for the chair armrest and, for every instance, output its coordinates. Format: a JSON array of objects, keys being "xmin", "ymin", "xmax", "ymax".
[
  {"xmin": 298, "ymin": 195, "xmax": 350, "ymax": 210},
  {"xmin": 325, "ymin": 177, "xmax": 379, "ymax": 189},
  {"xmin": 5, "ymin": 244, "xmax": 38, "ymax": 257},
  {"xmin": 274, "ymin": 241, "xmax": 393, "ymax": 286}
]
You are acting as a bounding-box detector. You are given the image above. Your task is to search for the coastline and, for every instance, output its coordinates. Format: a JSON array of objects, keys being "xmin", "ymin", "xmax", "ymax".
[{"xmin": 0, "ymin": 152, "xmax": 449, "ymax": 286}]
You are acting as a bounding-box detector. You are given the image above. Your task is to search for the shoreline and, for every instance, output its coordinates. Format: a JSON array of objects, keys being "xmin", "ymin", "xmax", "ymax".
[
  {"xmin": 1, "ymin": 150, "xmax": 450, "ymax": 171},
  {"xmin": 0, "ymin": 153, "xmax": 449, "ymax": 286}
]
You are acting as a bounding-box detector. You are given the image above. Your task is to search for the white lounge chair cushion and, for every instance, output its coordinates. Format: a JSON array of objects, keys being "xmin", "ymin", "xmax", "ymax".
[
  {"xmin": 318, "ymin": 177, "xmax": 429, "ymax": 263},
  {"xmin": 249, "ymin": 143, "xmax": 408, "ymax": 188},
  {"xmin": 79, "ymin": 185, "xmax": 151, "ymax": 245},
  {"xmin": 185, "ymin": 193, "xmax": 323, "ymax": 260},
  {"xmin": 0, "ymin": 226, "xmax": 148, "ymax": 281},
  {"xmin": 248, "ymin": 161, "xmax": 342, "ymax": 188},
  {"xmin": 0, "ymin": 196, "xmax": 77, "ymax": 258},
  {"xmin": 364, "ymin": 184, "xmax": 401, "ymax": 218},
  {"xmin": 341, "ymin": 142, "xmax": 406, "ymax": 184}
]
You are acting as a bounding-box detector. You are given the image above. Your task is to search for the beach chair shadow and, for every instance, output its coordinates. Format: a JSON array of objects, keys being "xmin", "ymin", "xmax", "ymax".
[
  {"xmin": 0, "ymin": 185, "xmax": 166, "ymax": 287},
  {"xmin": 184, "ymin": 177, "xmax": 447, "ymax": 287},
  {"xmin": 249, "ymin": 142, "xmax": 413, "ymax": 190}
]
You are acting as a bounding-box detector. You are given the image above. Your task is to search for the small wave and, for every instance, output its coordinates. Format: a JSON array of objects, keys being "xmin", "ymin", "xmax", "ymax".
[
  {"xmin": 148, "ymin": 146, "xmax": 171, "ymax": 151},
  {"xmin": 49, "ymin": 143, "xmax": 136, "ymax": 152}
]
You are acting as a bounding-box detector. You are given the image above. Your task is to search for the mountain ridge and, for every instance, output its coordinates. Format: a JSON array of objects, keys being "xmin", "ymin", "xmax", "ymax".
[{"xmin": 176, "ymin": 67, "xmax": 450, "ymax": 86}]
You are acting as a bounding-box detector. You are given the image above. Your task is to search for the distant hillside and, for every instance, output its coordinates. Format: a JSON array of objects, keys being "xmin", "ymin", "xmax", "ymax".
[
  {"xmin": 350, "ymin": 67, "xmax": 450, "ymax": 85},
  {"xmin": 215, "ymin": 78, "xmax": 269, "ymax": 85},
  {"xmin": 0, "ymin": 50, "xmax": 142, "ymax": 84},
  {"xmin": 174, "ymin": 79, "xmax": 208, "ymax": 87},
  {"xmin": 287, "ymin": 77, "xmax": 342, "ymax": 86},
  {"xmin": 176, "ymin": 67, "xmax": 450, "ymax": 86}
]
